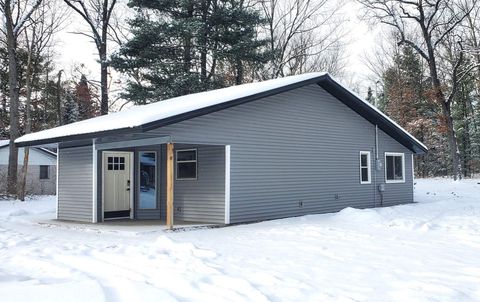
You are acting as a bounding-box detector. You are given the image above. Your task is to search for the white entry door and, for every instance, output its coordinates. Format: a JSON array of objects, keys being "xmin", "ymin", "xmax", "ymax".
[{"xmin": 103, "ymin": 151, "xmax": 132, "ymax": 219}]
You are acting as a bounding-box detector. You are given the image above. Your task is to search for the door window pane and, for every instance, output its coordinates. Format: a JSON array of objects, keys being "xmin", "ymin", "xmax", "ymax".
[{"xmin": 139, "ymin": 151, "xmax": 156, "ymax": 209}]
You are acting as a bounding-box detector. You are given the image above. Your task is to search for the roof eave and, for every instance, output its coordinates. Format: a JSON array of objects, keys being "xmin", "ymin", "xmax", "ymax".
[
  {"xmin": 14, "ymin": 73, "xmax": 427, "ymax": 154},
  {"xmin": 15, "ymin": 126, "xmax": 142, "ymax": 148},
  {"xmin": 15, "ymin": 74, "xmax": 331, "ymax": 147}
]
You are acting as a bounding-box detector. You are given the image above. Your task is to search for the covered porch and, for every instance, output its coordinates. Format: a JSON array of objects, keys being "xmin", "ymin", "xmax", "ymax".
[{"xmin": 92, "ymin": 134, "xmax": 230, "ymax": 229}]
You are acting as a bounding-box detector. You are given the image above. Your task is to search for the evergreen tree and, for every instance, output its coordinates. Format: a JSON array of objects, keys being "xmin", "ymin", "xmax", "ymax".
[
  {"xmin": 382, "ymin": 46, "xmax": 449, "ymax": 177},
  {"xmin": 451, "ymin": 66, "xmax": 480, "ymax": 177},
  {"xmin": 62, "ymin": 90, "xmax": 79, "ymax": 124},
  {"xmin": 111, "ymin": 0, "xmax": 269, "ymax": 104},
  {"xmin": 366, "ymin": 87, "xmax": 375, "ymax": 105},
  {"xmin": 75, "ymin": 75, "xmax": 98, "ymax": 120}
]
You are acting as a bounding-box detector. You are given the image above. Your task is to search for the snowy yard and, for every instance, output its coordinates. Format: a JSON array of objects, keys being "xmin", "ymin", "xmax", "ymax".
[{"xmin": 1, "ymin": 179, "xmax": 480, "ymax": 302}]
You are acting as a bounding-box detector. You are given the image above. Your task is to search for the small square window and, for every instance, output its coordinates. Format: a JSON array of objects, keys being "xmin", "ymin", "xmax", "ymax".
[
  {"xmin": 108, "ymin": 163, "xmax": 113, "ymax": 170},
  {"xmin": 39, "ymin": 165, "xmax": 49, "ymax": 179},
  {"xmin": 108, "ymin": 157, "xmax": 113, "ymax": 163}
]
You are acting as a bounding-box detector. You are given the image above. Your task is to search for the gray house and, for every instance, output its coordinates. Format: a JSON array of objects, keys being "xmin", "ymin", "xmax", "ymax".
[
  {"xmin": 15, "ymin": 73, "xmax": 427, "ymax": 226},
  {"xmin": 0, "ymin": 140, "xmax": 57, "ymax": 195}
]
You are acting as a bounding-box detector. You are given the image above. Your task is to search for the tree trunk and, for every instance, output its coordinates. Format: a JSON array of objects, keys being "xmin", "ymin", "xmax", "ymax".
[
  {"xmin": 5, "ymin": 0, "xmax": 20, "ymax": 196},
  {"xmin": 183, "ymin": 2, "xmax": 194, "ymax": 77},
  {"xmin": 200, "ymin": 0, "xmax": 210, "ymax": 83},
  {"xmin": 426, "ymin": 47, "xmax": 462, "ymax": 180},
  {"xmin": 235, "ymin": 58, "xmax": 243, "ymax": 85},
  {"xmin": 100, "ymin": 54, "xmax": 109, "ymax": 115},
  {"xmin": 56, "ymin": 70, "xmax": 63, "ymax": 125},
  {"xmin": 440, "ymin": 99, "xmax": 462, "ymax": 180},
  {"xmin": 18, "ymin": 31, "xmax": 35, "ymax": 201},
  {"xmin": 100, "ymin": 0, "xmax": 109, "ymax": 116}
]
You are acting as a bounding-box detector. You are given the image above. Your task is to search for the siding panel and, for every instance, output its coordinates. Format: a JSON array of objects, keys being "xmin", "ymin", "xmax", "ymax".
[
  {"xmin": 58, "ymin": 145, "xmax": 93, "ymax": 222},
  {"xmin": 173, "ymin": 144, "xmax": 225, "ymax": 223},
  {"xmin": 148, "ymin": 84, "xmax": 413, "ymax": 223}
]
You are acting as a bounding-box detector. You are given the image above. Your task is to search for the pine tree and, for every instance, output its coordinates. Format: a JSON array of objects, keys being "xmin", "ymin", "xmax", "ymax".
[
  {"xmin": 75, "ymin": 75, "xmax": 98, "ymax": 120},
  {"xmin": 451, "ymin": 65, "xmax": 480, "ymax": 177},
  {"xmin": 62, "ymin": 90, "xmax": 79, "ymax": 124},
  {"xmin": 382, "ymin": 46, "xmax": 449, "ymax": 177},
  {"xmin": 111, "ymin": 0, "xmax": 269, "ymax": 104},
  {"xmin": 366, "ymin": 87, "xmax": 375, "ymax": 105}
]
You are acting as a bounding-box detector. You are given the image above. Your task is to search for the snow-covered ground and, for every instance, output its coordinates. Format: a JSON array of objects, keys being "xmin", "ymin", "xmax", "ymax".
[{"xmin": 1, "ymin": 178, "xmax": 480, "ymax": 302}]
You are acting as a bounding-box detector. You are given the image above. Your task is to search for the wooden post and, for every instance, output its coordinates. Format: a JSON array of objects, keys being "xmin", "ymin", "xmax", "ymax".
[{"xmin": 166, "ymin": 143, "xmax": 174, "ymax": 229}]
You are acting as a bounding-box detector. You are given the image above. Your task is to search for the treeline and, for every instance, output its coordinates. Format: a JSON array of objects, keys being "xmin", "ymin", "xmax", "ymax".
[
  {"xmin": 1, "ymin": 0, "xmax": 346, "ymax": 197},
  {"xmin": 359, "ymin": 0, "xmax": 480, "ymax": 179},
  {"xmin": 112, "ymin": 0, "xmax": 346, "ymax": 103},
  {"xmin": 0, "ymin": 0, "xmax": 100, "ymax": 198}
]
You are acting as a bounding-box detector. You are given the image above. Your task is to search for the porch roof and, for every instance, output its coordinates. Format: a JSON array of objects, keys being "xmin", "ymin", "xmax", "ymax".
[{"xmin": 15, "ymin": 73, "xmax": 428, "ymax": 154}]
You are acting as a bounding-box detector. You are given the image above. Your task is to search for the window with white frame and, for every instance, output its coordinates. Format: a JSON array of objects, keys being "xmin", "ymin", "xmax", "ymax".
[
  {"xmin": 359, "ymin": 151, "xmax": 371, "ymax": 184},
  {"xmin": 176, "ymin": 149, "xmax": 197, "ymax": 180},
  {"xmin": 385, "ymin": 152, "xmax": 405, "ymax": 183}
]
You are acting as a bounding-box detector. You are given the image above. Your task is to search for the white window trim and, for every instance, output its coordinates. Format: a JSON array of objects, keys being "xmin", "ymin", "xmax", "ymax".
[
  {"xmin": 176, "ymin": 148, "xmax": 198, "ymax": 180},
  {"xmin": 138, "ymin": 151, "xmax": 157, "ymax": 210},
  {"xmin": 385, "ymin": 152, "xmax": 405, "ymax": 183},
  {"xmin": 359, "ymin": 151, "xmax": 371, "ymax": 184}
]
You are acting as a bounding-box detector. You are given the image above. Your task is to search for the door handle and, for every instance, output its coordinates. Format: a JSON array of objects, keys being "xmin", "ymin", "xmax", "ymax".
[{"xmin": 126, "ymin": 180, "xmax": 131, "ymax": 191}]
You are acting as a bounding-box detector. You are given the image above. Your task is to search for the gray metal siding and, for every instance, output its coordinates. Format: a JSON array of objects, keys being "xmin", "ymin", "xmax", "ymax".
[
  {"xmin": 376, "ymin": 129, "xmax": 414, "ymax": 206},
  {"xmin": 144, "ymin": 84, "xmax": 413, "ymax": 223},
  {"xmin": 58, "ymin": 145, "xmax": 93, "ymax": 222},
  {"xmin": 173, "ymin": 144, "xmax": 225, "ymax": 223}
]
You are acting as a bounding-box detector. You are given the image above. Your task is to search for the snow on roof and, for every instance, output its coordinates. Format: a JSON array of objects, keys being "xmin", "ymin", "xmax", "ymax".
[
  {"xmin": 15, "ymin": 72, "xmax": 427, "ymax": 152},
  {"xmin": 16, "ymin": 73, "xmax": 327, "ymax": 144},
  {"xmin": 0, "ymin": 139, "xmax": 56, "ymax": 158}
]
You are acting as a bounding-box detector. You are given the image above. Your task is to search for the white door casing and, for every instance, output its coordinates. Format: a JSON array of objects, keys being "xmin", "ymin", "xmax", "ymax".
[{"xmin": 103, "ymin": 151, "xmax": 132, "ymax": 216}]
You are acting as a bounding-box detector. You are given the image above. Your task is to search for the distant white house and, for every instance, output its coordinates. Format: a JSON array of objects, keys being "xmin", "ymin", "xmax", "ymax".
[{"xmin": 0, "ymin": 140, "xmax": 56, "ymax": 195}]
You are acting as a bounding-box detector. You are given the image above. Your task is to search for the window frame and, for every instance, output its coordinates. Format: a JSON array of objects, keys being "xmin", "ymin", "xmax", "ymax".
[
  {"xmin": 176, "ymin": 148, "xmax": 198, "ymax": 180},
  {"xmin": 39, "ymin": 165, "xmax": 50, "ymax": 180},
  {"xmin": 359, "ymin": 151, "xmax": 371, "ymax": 184},
  {"xmin": 384, "ymin": 152, "xmax": 405, "ymax": 183}
]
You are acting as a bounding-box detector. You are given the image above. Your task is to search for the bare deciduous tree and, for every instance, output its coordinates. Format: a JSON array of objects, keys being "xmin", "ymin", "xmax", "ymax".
[
  {"xmin": 63, "ymin": 0, "xmax": 118, "ymax": 115},
  {"xmin": 17, "ymin": 0, "xmax": 68, "ymax": 200},
  {"xmin": 357, "ymin": 0, "xmax": 475, "ymax": 180},
  {"xmin": 260, "ymin": 0, "xmax": 347, "ymax": 79},
  {"xmin": 0, "ymin": 0, "xmax": 43, "ymax": 196}
]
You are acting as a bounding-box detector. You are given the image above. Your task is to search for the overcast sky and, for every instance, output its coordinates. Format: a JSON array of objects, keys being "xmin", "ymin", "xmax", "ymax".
[{"xmin": 54, "ymin": 0, "xmax": 381, "ymax": 104}]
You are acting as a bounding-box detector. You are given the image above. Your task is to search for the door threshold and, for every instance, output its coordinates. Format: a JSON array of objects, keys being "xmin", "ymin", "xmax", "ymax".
[
  {"xmin": 104, "ymin": 210, "xmax": 131, "ymax": 219},
  {"xmin": 104, "ymin": 216, "xmax": 132, "ymax": 221}
]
